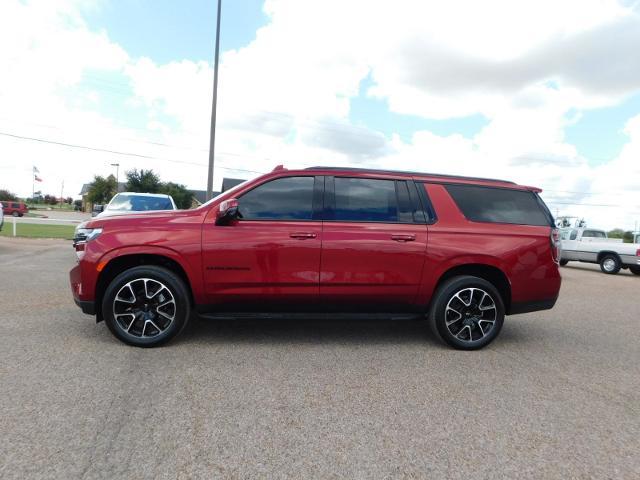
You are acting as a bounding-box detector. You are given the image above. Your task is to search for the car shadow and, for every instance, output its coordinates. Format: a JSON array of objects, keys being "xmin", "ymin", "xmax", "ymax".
[{"xmin": 175, "ymin": 315, "xmax": 445, "ymax": 348}]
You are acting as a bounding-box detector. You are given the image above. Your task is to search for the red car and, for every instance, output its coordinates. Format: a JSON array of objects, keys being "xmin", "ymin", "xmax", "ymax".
[
  {"xmin": 70, "ymin": 166, "xmax": 561, "ymax": 349},
  {"xmin": 1, "ymin": 201, "xmax": 29, "ymax": 217}
]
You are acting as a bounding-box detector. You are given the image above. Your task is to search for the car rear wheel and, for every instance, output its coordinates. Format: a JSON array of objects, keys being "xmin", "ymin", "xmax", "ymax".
[
  {"xmin": 629, "ymin": 266, "xmax": 640, "ymax": 276},
  {"xmin": 599, "ymin": 254, "xmax": 621, "ymax": 274},
  {"xmin": 428, "ymin": 275, "xmax": 505, "ymax": 350},
  {"xmin": 12, "ymin": 211, "xmax": 19, "ymax": 217},
  {"xmin": 559, "ymin": 259, "xmax": 569, "ymax": 266},
  {"xmin": 102, "ymin": 265, "xmax": 190, "ymax": 347}
]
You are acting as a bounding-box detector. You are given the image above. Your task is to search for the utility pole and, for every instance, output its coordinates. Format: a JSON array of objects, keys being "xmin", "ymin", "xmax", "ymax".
[
  {"xmin": 206, "ymin": 0, "xmax": 222, "ymax": 201},
  {"xmin": 111, "ymin": 163, "xmax": 120, "ymax": 192}
]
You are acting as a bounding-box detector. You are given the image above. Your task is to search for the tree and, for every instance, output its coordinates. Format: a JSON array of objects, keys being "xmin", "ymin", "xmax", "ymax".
[
  {"xmin": 87, "ymin": 174, "xmax": 117, "ymax": 205},
  {"xmin": 160, "ymin": 182, "xmax": 192, "ymax": 209},
  {"xmin": 607, "ymin": 229, "xmax": 625, "ymax": 239},
  {"xmin": 126, "ymin": 169, "xmax": 161, "ymax": 193},
  {"xmin": 65, "ymin": 197, "xmax": 73, "ymax": 205},
  {"xmin": 607, "ymin": 229, "xmax": 634, "ymax": 243},
  {"xmin": 0, "ymin": 189, "xmax": 18, "ymax": 201},
  {"xmin": 43, "ymin": 194, "xmax": 58, "ymax": 205}
]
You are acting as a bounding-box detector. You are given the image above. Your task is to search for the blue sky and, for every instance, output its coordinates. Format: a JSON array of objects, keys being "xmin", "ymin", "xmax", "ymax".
[{"xmin": 85, "ymin": 0, "xmax": 268, "ymax": 62}]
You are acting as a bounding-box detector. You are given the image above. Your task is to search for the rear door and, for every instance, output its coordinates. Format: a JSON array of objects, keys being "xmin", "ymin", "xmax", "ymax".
[
  {"xmin": 202, "ymin": 175, "xmax": 323, "ymax": 311},
  {"xmin": 319, "ymin": 176, "xmax": 429, "ymax": 310}
]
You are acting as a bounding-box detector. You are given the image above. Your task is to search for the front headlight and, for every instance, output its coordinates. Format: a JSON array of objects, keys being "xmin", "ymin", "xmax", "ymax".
[{"xmin": 74, "ymin": 227, "xmax": 103, "ymax": 243}]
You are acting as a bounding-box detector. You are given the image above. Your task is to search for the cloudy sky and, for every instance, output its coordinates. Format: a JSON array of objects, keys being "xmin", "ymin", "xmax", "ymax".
[{"xmin": 0, "ymin": 0, "xmax": 639, "ymax": 230}]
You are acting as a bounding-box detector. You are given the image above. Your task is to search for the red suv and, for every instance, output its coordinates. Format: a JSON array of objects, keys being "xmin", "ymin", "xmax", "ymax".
[
  {"xmin": 1, "ymin": 201, "xmax": 28, "ymax": 217},
  {"xmin": 70, "ymin": 166, "xmax": 561, "ymax": 349}
]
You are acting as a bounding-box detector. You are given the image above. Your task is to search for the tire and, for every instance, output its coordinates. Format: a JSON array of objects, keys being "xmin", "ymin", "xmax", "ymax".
[
  {"xmin": 12, "ymin": 211, "xmax": 19, "ymax": 217},
  {"xmin": 428, "ymin": 275, "xmax": 505, "ymax": 350},
  {"xmin": 559, "ymin": 259, "xmax": 569, "ymax": 266},
  {"xmin": 630, "ymin": 266, "xmax": 640, "ymax": 276},
  {"xmin": 599, "ymin": 254, "xmax": 621, "ymax": 275},
  {"xmin": 102, "ymin": 265, "xmax": 191, "ymax": 347}
]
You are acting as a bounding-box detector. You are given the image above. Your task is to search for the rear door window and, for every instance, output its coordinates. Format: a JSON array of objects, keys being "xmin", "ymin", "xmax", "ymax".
[
  {"xmin": 445, "ymin": 184, "xmax": 552, "ymax": 226},
  {"xmin": 333, "ymin": 177, "xmax": 398, "ymax": 222}
]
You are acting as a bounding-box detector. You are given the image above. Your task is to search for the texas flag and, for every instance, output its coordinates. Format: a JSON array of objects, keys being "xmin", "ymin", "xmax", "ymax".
[{"xmin": 33, "ymin": 166, "xmax": 42, "ymax": 182}]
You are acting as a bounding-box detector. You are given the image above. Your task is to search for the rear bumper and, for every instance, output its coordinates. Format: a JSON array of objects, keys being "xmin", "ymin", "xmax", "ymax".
[{"xmin": 508, "ymin": 296, "xmax": 558, "ymax": 315}]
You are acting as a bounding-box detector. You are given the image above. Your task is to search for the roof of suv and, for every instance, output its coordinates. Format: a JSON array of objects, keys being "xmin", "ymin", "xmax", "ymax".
[{"xmin": 301, "ymin": 166, "xmax": 539, "ymax": 191}]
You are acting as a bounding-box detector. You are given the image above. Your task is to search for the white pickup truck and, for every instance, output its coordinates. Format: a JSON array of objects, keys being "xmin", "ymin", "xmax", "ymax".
[{"xmin": 560, "ymin": 228, "xmax": 640, "ymax": 275}]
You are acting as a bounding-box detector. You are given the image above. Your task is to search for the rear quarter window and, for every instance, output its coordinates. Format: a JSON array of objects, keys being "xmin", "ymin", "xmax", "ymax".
[{"xmin": 445, "ymin": 184, "xmax": 552, "ymax": 227}]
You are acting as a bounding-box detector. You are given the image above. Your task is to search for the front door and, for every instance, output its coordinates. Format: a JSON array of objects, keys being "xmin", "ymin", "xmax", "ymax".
[
  {"xmin": 319, "ymin": 177, "xmax": 429, "ymax": 310},
  {"xmin": 202, "ymin": 175, "xmax": 322, "ymax": 311}
]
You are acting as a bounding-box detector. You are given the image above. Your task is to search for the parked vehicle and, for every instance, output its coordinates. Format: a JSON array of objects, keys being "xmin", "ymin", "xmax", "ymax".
[
  {"xmin": 76, "ymin": 193, "xmax": 177, "ymax": 242},
  {"xmin": 0, "ymin": 200, "xmax": 28, "ymax": 217},
  {"xmin": 0, "ymin": 202, "xmax": 4, "ymax": 231},
  {"xmin": 96, "ymin": 192, "xmax": 177, "ymax": 217},
  {"xmin": 70, "ymin": 166, "xmax": 561, "ymax": 350},
  {"xmin": 560, "ymin": 227, "xmax": 640, "ymax": 274},
  {"xmin": 91, "ymin": 204, "xmax": 104, "ymax": 217}
]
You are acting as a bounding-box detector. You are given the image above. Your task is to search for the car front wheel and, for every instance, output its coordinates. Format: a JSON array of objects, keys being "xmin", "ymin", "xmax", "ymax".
[
  {"xmin": 102, "ymin": 265, "xmax": 190, "ymax": 347},
  {"xmin": 428, "ymin": 275, "xmax": 505, "ymax": 350},
  {"xmin": 629, "ymin": 266, "xmax": 640, "ymax": 276}
]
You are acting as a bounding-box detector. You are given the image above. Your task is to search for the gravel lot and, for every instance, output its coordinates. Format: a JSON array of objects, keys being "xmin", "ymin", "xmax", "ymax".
[{"xmin": 1, "ymin": 237, "xmax": 638, "ymax": 479}]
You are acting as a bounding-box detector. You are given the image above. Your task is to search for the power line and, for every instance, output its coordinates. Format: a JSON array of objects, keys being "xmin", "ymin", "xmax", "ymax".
[{"xmin": 0, "ymin": 131, "xmax": 267, "ymax": 175}]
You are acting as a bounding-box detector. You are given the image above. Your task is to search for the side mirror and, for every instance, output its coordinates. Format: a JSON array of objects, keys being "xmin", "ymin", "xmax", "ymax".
[{"xmin": 215, "ymin": 198, "xmax": 241, "ymax": 225}]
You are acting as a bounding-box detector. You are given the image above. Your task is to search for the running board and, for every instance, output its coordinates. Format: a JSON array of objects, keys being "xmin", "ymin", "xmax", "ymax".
[{"xmin": 197, "ymin": 312, "xmax": 424, "ymax": 321}]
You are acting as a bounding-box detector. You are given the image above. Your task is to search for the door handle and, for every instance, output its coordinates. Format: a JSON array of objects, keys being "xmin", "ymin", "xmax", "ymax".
[
  {"xmin": 290, "ymin": 232, "xmax": 317, "ymax": 239},
  {"xmin": 391, "ymin": 234, "xmax": 416, "ymax": 242}
]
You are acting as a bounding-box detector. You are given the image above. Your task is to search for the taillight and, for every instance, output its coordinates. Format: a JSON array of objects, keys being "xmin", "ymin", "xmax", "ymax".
[
  {"xmin": 636, "ymin": 249, "xmax": 640, "ymax": 257},
  {"xmin": 550, "ymin": 228, "xmax": 560, "ymax": 263}
]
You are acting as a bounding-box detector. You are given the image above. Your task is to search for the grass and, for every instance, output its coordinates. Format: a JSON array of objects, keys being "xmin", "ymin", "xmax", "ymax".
[{"xmin": 0, "ymin": 222, "xmax": 75, "ymax": 239}]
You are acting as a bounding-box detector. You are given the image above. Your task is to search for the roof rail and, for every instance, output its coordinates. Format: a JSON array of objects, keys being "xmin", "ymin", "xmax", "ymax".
[{"xmin": 304, "ymin": 166, "xmax": 515, "ymax": 184}]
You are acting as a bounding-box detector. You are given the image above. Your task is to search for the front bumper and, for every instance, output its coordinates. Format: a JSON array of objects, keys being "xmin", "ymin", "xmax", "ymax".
[
  {"xmin": 70, "ymin": 262, "xmax": 96, "ymax": 316},
  {"xmin": 74, "ymin": 298, "xmax": 96, "ymax": 315}
]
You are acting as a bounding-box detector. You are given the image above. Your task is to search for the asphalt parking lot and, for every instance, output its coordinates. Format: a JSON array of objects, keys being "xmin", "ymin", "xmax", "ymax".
[{"xmin": 0, "ymin": 238, "xmax": 638, "ymax": 479}]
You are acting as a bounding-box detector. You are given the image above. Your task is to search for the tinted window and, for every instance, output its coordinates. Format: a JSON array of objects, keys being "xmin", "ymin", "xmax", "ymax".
[
  {"xmin": 239, "ymin": 176, "xmax": 314, "ymax": 220},
  {"xmin": 445, "ymin": 185, "xmax": 552, "ymax": 226},
  {"xmin": 582, "ymin": 230, "xmax": 605, "ymax": 238},
  {"xmin": 570, "ymin": 229, "xmax": 578, "ymax": 240},
  {"xmin": 12, "ymin": 203, "xmax": 20, "ymax": 209},
  {"xmin": 333, "ymin": 178, "xmax": 398, "ymax": 222}
]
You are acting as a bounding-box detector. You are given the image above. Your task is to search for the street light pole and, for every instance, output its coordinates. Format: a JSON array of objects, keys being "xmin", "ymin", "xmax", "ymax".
[
  {"xmin": 111, "ymin": 163, "xmax": 120, "ymax": 192},
  {"xmin": 206, "ymin": 0, "xmax": 222, "ymax": 201}
]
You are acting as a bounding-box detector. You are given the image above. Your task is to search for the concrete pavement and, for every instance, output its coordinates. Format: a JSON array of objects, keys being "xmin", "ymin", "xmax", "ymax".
[{"xmin": 0, "ymin": 238, "xmax": 638, "ymax": 479}]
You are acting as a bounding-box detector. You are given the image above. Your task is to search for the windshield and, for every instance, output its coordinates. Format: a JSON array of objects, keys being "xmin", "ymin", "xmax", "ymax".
[{"xmin": 107, "ymin": 194, "xmax": 173, "ymax": 212}]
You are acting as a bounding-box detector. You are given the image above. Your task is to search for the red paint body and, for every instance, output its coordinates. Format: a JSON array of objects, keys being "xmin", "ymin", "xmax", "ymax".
[{"xmin": 70, "ymin": 167, "xmax": 561, "ymax": 317}]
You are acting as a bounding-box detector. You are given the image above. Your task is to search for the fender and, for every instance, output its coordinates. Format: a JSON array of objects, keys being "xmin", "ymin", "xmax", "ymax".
[
  {"xmin": 416, "ymin": 254, "xmax": 510, "ymax": 306},
  {"xmin": 96, "ymin": 244, "xmax": 206, "ymax": 303}
]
